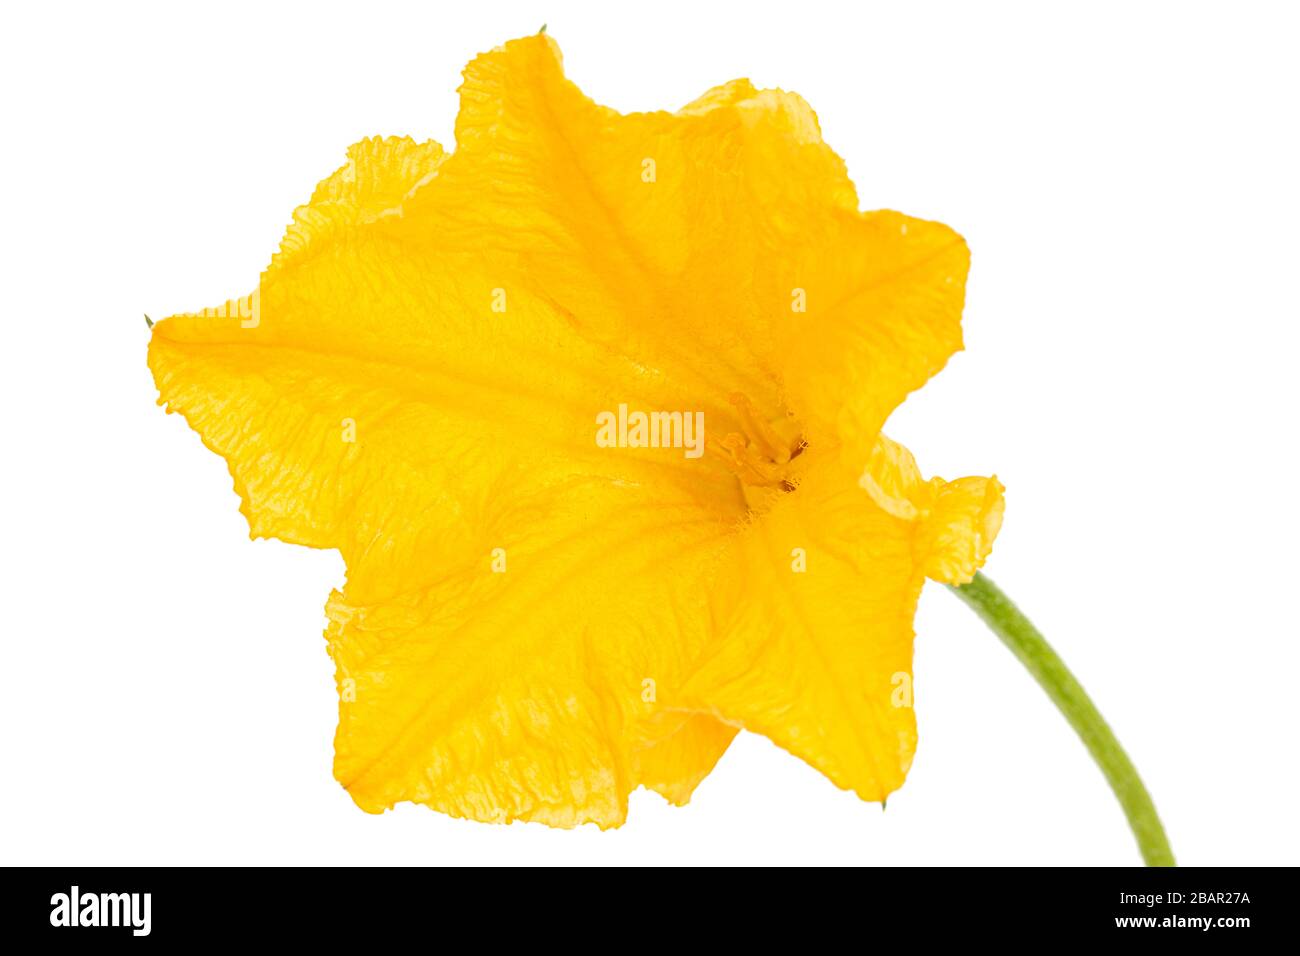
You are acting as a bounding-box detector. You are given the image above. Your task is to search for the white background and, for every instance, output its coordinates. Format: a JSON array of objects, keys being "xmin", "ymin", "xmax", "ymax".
[{"xmin": 3, "ymin": 0, "xmax": 1297, "ymax": 866}]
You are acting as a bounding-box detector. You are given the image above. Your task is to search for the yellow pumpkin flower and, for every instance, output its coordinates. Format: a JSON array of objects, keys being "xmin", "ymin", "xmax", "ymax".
[{"xmin": 148, "ymin": 33, "xmax": 1003, "ymax": 827}]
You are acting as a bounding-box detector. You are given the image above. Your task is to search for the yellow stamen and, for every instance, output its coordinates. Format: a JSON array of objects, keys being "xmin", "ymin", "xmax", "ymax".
[
  {"xmin": 729, "ymin": 392, "xmax": 791, "ymax": 464},
  {"xmin": 708, "ymin": 396, "xmax": 807, "ymax": 492}
]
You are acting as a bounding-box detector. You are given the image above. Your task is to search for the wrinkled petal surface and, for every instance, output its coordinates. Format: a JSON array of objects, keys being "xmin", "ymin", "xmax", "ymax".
[{"xmin": 149, "ymin": 34, "xmax": 1002, "ymax": 825}]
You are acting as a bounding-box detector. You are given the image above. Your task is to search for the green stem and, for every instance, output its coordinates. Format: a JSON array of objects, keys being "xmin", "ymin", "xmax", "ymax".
[{"xmin": 947, "ymin": 571, "xmax": 1175, "ymax": 867}]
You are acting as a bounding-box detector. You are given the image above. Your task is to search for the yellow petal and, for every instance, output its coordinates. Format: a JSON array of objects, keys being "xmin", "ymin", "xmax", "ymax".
[
  {"xmin": 150, "ymin": 131, "xmax": 744, "ymax": 817},
  {"xmin": 861, "ymin": 433, "xmax": 1005, "ymax": 585},
  {"xmin": 435, "ymin": 35, "xmax": 969, "ymax": 461},
  {"xmin": 672, "ymin": 438, "xmax": 1002, "ymax": 801},
  {"xmin": 325, "ymin": 477, "xmax": 736, "ymax": 827},
  {"xmin": 633, "ymin": 711, "xmax": 738, "ymax": 807},
  {"xmin": 148, "ymin": 33, "xmax": 1003, "ymax": 824},
  {"xmin": 775, "ymin": 212, "xmax": 970, "ymax": 467},
  {"xmin": 671, "ymin": 460, "xmax": 922, "ymax": 800},
  {"xmin": 150, "ymin": 130, "xmax": 743, "ymax": 594},
  {"xmin": 918, "ymin": 475, "xmax": 1005, "ymax": 586}
]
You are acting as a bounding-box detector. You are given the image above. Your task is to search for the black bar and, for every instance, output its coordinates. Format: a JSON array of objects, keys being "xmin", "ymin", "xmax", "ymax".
[{"xmin": 4, "ymin": 866, "xmax": 1290, "ymax": 943}]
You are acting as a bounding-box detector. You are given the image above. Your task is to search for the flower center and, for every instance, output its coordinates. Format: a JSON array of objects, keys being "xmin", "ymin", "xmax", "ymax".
[{"xmin": 708, "ymin": 393, "xmax": 807, "ymax": 504}]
